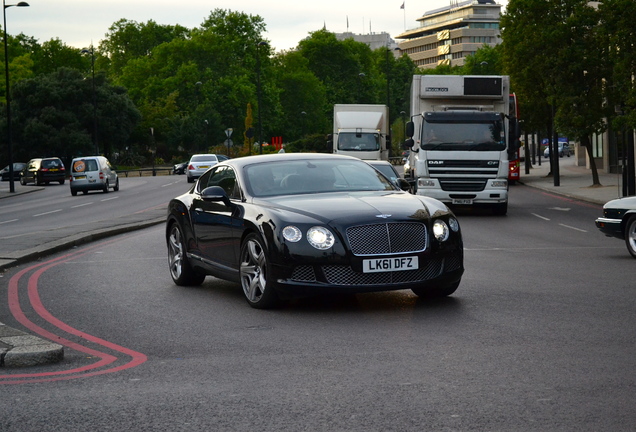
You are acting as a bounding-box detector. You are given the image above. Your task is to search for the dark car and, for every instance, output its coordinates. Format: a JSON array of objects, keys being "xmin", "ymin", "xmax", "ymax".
[
  {"xmin": 366, "ymin": 160, "xmax": 411, "ymax": 191},
  {"xmin": 20, "ymin": 157, "xmax": 66, "ymax": 185},
  {"xmin": 173, "ymin": 162, "xmax": 188, "ymax": 175},
  {"xmin": 0, "ymin": 162, "xmax": 26, "ymax": 181},
  {"xmin": 166, "ymin": 153, "xmax": 464, "ymax": 309},
  {"xmin": 595, "ymin": 196, "xmax": 636, "ymax": 258}
]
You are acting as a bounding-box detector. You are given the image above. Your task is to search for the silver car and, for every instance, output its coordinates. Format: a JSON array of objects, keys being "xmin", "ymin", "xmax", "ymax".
[
  {"xmin": 186, "ymin": 154, "xmax": 220, "ymax": 183},
  {"xmin": 69, "ymin": 156, "xmax": 119, "ymax": 195}
]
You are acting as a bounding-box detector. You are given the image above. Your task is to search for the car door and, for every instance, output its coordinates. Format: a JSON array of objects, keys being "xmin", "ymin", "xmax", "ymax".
[{"xmin": 191, "ymin": 166, "xmax": 240, "ymax": 269}]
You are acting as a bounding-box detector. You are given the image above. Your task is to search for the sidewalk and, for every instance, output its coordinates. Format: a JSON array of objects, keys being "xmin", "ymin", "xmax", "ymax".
[{"xmin": 516, "ymin": 156, "xmax": 624, "ymax": 206}]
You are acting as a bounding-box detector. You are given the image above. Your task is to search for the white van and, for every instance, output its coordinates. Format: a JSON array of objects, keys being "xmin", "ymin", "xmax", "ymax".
[{"xmin": 69, "ymin": 156, "xmax": 119, "ymax": 196}]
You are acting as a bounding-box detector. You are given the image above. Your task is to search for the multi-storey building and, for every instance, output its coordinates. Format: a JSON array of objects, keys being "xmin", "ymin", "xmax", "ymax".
[{"xmin": 396, "ymin": 0, "xmax": 502, "ymax": 69}]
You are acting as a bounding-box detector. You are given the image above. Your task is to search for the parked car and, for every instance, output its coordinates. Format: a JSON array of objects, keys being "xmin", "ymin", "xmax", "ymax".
[
  {"xmin": 20, "ymin": 157, "xmax": 66, "ymax": 185},
  {"xmin": 173, "ymin": 162, "xmax": 188, "ymax": 175},
  {"xmin": 544, "ymin": 142, "xmax": 571, "ymax": 158},
  {"xmin": 69, "ymin": 156, "xmax": 119, "ymax": 195},
  {"xmin": 186, "ymin": 154, "xmax": 221, "ymax": 183},
  {"xmin": 166, "ymin": 153, "xmax": 464, "ymax": 309},
  {"xmin": 366, "ymin": 160, "xmax": 410, "ymax": 191},
  {"xmin": 0, "ymin": 162, "xmax": 26, "ymax": 181},
  {"xmin": 595, "ymin": 196, "xmax": 636, "ymax": 258}
]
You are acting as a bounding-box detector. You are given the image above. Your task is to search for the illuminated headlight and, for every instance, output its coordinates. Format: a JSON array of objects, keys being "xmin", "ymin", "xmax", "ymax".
[
  {"xmin": 448, "ymin": 217, "xmax": 459, "ymax": 232},
  {"xmin": 282, "ymin": 225, "xmax": 302, "ymax": 242},
  {"xmin": 433, "ymin": 220, "xmax": 450, "ymax": 242},
  {"xmin": 307, "ymin": 226, "xmax": 335, "ymax": 250},
  {"xmin": 418, "ymin": 179, "xmax": 436, "ymax": 187},
  {"xmin": 491, "ymin": 180, "xmax": 508, "ymax": 188}
]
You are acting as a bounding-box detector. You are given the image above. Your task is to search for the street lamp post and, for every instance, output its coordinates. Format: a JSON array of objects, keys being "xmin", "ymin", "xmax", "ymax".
[
  {"xmin": 256, "ymin": 41, "xmax": 268, "ymax": 154},
  {"xmin": 3, "ymin": 0, "xmax": 28, "ymax": 193},
  {"xmin": 81, "ymin": 46, "xmax": 98, "ymax": 155}
]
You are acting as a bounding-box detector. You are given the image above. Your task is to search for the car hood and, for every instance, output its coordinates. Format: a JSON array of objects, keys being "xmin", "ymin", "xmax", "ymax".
[
  {"xmin": 258, "ymin": 191, "xmax": 449, "ymax": 225},
  {"xmin": 603, "ymin": 196, "xmax": 636, "ymax": 210}
]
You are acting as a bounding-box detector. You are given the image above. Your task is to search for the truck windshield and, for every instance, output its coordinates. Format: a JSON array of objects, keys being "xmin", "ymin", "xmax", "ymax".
[
  {"xmin": 421, "ymin": 120, "xmax": 505, "ymax": 151},
  {"xmin": 337, "ymin": 133, "xmax": 380, "ymax": 151}
]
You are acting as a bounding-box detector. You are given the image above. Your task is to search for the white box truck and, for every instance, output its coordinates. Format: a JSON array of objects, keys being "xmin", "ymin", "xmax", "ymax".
[
  {"xmin": 331, "ymin": 104, "xmax": 390, "ymax": 161},
  {"xmin": 403, "ymin": 75, "xmax": 519, "ymax": 215}
]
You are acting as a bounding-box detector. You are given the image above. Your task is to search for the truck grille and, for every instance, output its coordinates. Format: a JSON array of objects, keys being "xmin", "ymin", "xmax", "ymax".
[
  {"xmin": 439, "ymin": 179, "xmax": 487, "ymax": 192},
  {"xmin": 346, "ymin": 222, "xmax": 427, "ymax": 256}
]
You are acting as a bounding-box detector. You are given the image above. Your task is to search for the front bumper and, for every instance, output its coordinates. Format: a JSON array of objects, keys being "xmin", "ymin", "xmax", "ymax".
[{"xmin": 595, "ymin": 217, "xmax": 624, "ymax": 239}]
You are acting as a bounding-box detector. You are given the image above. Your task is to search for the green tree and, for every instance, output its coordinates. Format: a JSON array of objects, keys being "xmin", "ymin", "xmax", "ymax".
[{"xmin": 10, "ymin": 67, "xmax": 140, "ymax": 162}]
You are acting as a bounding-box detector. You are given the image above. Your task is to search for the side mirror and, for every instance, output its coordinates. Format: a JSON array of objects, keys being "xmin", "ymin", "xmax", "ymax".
[
  {"xmin": 201, "ymin": 186, "xmax": 231, "ymax": 205},
  {"xmin": 405, "ymin": 121, "xmax": 414, "ymax": 138},
  {"xmin": 402, "ymin": 138, "xmax": 414, "ymax": 150},
  {"xmin": 327, "ymin": 133, "xmax": 333, "ymax": 149},
  {"xmin": 396, "ymin": 178, "xmax": 412, "ymax": 192}
]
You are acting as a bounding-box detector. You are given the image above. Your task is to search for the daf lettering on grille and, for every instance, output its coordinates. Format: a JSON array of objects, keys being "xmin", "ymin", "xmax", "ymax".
[{"xmin": 376, "ymin": 214, "xmax": 391, "ymax": 219}]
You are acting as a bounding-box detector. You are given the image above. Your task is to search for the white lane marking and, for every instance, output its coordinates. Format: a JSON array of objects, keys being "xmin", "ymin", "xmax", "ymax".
[
  {"xmin": 531, "ymin": 213, "xmax": 550, "ymax": 221},
  {"xmin": 72, "ymin": 202, "xmax": 94, "ymax": 208},
  {"xmin": 0, "ymin": 219, "xmax": 18, "ymax": 225},
  {"xmin": 33, "ymin": 209, "xmax": 62, "ymax": 217},
  {"xmin": 549, "ymin": 207, "xmax": 571, "ymax": 211},
  {"xmin": 559, "ymin": 223, "xmax": 587, "ymax": 233},
  {"xmin": 101, "ymin": 196, "xmax": 119, "ymax": 202}
]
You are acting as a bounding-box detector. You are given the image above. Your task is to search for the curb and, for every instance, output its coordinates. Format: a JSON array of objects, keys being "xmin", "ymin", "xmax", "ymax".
[{"xmin": 0, "ymin": 322, "xmax": 64, "ymax": 367}]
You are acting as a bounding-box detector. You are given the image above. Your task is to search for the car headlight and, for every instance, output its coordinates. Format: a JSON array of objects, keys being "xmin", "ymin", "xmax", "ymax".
[
  {"xmin": 433, "ymin": 220, "xmax": 450, "ymax": 242},
  {"xmin": 307, "ymin": 226, "xmax": 335, "ymax": 250},
  {"xmin": 448, "ymin": 217, "xmax": 459, "ymax": 232},
  {"xmin": 282, "ymin": 225, "xmax": 302, "ymax": 242}
]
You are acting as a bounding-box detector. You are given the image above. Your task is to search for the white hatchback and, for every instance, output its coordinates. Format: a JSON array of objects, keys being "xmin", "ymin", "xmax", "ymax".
[
  {"xmin": 186, "ymin": 154, "xmax": 220, "ymax": 183},
  {"xmin": 69, "ymin": 156, "xmax": 119, "ymax": 196}
]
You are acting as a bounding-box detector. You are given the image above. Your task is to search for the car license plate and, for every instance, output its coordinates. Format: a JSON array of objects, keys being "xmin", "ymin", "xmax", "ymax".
[
  {"xmin": 199, "ymin": 165, "xmax": 210, "ymax": 169},
  {"xmin": 362, "ymin": 256, "xmax": 418, "ymax": 273},
  {"xmin": 452, "ymin": 199, "xmax": 473, "ymax": 205},
  {"xmin": 75, "ymin": 175, "xmax": 86, "ymax": 180}
]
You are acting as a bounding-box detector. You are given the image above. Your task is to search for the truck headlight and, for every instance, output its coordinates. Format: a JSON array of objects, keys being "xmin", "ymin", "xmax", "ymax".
[{"xmin": 418, "ymin": 179, "xmax": 436, "ymax": 187}]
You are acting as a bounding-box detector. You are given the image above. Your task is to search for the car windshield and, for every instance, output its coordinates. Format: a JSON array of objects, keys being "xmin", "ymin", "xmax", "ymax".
[
  {"xmin": 191, "ymin": 155, "xmax": 218, "ymax": 163},
  {"xmin": 245, "ymin": 159, "xmax": 396, "ymax": 197}
]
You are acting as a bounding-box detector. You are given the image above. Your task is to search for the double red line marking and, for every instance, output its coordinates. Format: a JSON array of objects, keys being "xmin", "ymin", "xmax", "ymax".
[{"xmin": 1, "ymin": 239, "xmax": 147, "ymax": 384}]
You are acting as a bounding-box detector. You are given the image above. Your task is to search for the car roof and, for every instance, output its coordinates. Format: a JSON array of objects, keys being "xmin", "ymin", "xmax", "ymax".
[{"xmin": 218, "ymin": 152, "xmax": 360, "ymax": 169}]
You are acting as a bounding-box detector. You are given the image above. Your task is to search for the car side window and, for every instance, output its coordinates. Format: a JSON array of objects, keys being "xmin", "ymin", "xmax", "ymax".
[{"xmin": 198, "ymin": 166, "xmax": 240, "ymax": 199}]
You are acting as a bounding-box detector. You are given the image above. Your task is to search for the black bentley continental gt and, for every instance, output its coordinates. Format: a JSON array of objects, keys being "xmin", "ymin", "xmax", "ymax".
[{"xmin": 166, "ymin": 153, "xmax": 464, "ymax": 309}]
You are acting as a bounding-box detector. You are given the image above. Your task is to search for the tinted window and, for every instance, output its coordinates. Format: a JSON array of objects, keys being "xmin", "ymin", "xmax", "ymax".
[{"xmin": 191, "ymin": 155, "xmax": 218, "ymax": 163}]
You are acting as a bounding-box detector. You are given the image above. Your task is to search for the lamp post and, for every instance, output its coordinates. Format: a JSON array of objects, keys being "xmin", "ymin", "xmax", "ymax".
[
  {"xmin": 81, "ymin": 46, "xmax": 98, "ymax": 155},
  {"xmin": 3, "ymin": 0, "xmax": 28, "ymax": 193},
  {"xmin": 256, "ymin": 41, "xmax": 268, "ymax": 154}
]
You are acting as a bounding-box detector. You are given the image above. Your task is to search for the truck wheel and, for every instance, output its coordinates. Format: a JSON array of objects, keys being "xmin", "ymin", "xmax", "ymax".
[
  {"xmin": 625, "ymin": 216, "xmax": 636, "ymax": 259},
  {"xmin": 492, "ymin": 202, "xmax": 508, "ymax": 216}
]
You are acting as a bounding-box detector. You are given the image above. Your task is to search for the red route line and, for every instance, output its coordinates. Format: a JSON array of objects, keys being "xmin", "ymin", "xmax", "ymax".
[{"xmin": 1, "ymin": 236, "xmax": 148, "ymax": 384}]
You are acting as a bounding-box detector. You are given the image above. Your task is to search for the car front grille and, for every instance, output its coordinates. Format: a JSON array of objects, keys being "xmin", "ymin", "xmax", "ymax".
[
  {"xmin": 346, "ymin": 222, "xmax": 427, "ymax": 256},
  {"xmin": 323, "ymin": 259, "xmax": 443, "ymax": 285}
]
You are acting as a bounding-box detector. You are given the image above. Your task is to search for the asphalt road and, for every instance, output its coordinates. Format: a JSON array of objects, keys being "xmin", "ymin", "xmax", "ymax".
[{"xmin": 1, "ymin": 184, "xmax": 634, "ymax": 431}]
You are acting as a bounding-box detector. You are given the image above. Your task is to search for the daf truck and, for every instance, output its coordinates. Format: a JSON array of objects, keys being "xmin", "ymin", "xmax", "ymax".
[
  {"xmin": 331, "ymin": 104, "xmax": 390, "ymax": 161},
  {"xmin": 403, "ymin": 75, "xmax": 519, "ymax": 215}
]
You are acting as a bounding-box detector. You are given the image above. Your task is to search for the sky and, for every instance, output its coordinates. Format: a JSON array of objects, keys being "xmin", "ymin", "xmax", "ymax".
[{"xmin": 8, "ymin": 0, "xmax": 505, "ymax": 52}]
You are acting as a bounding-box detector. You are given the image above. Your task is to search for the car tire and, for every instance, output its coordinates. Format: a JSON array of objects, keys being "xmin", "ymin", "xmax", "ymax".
[
  {"xmin": 240, "ymin": 233, "xmax": 282, "ymax": 309},
  {"xmin": 411, "ymin": 281, "xmax": 460, "ymax": 299},
  {"xmin": 625, "ymin": 216, "xmax": 636, "ymax": 259},
  {"xmin": 71, "ymin": 189, "xmax": 77, "ymax": 196},
  {"xmin": 103, "ymin": 180, "xmax": 109, "ymax": 193},
  {"xmin": 59, "ymin": 179, "xmax": 65, "ymax": 185},
  {"xmin": 167, "ymin": 222, "xmax": 206, "ymax": 286},
  {"xmin": 187, "ymin": 176, "xmax": 194, "ymax": 183},
  {"xmin": 20, "ymin": 177, "xmax": 26, "ymax": 185},
  {"xmin": 113, "ymin": 178, "xmax": 119, "ymax": 191}
]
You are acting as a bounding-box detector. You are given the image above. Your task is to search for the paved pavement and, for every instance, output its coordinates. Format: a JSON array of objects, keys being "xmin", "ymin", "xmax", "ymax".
[{"xmin": 0, "ymin": 157, "xmax": 628, "ymax": 368}]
